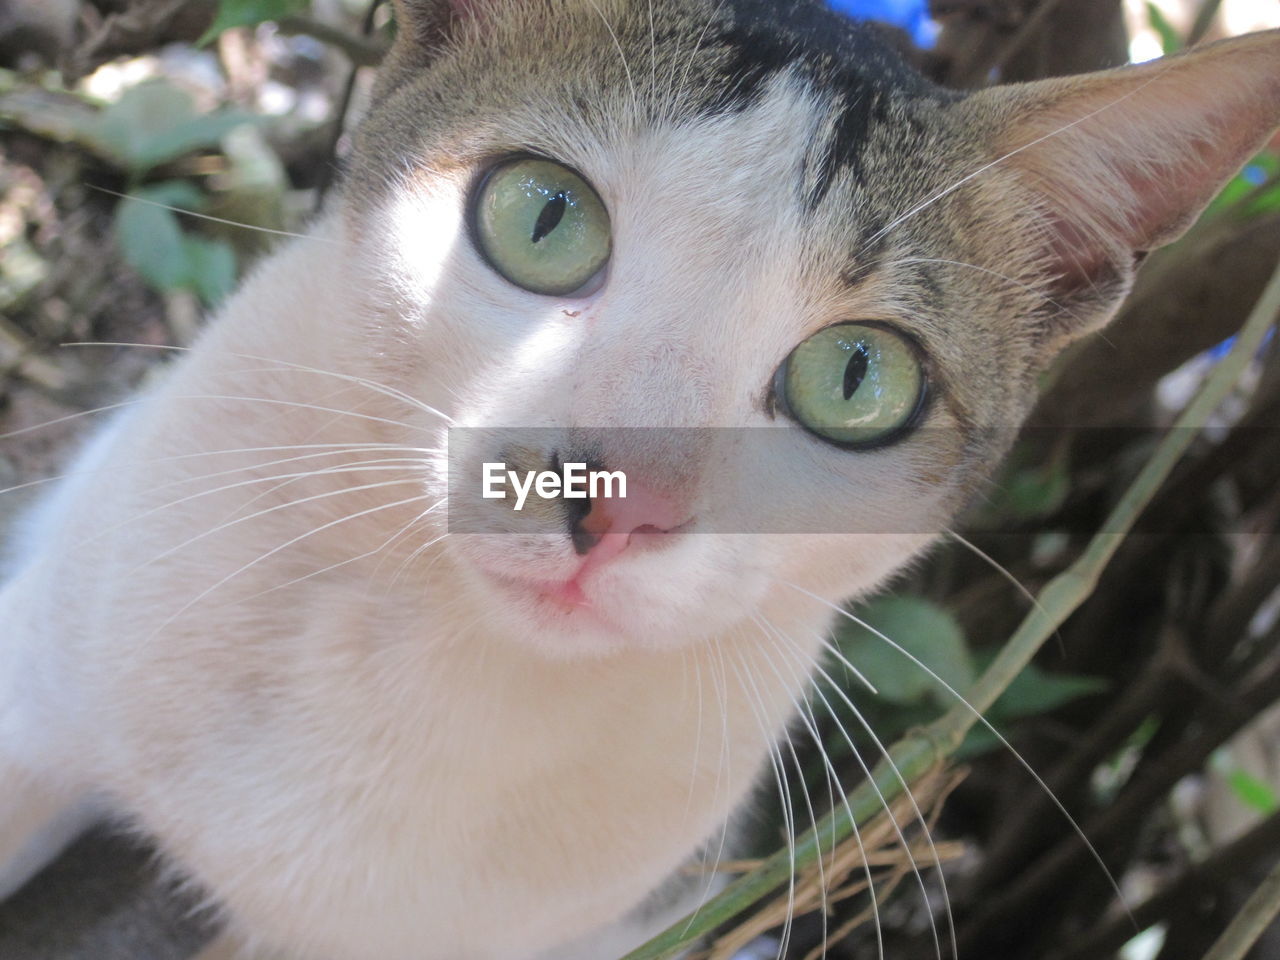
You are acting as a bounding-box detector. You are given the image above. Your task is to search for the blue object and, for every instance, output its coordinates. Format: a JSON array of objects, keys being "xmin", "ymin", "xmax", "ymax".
[
  {"xmin": 1207, "ymin": 335, "xmax": 1238, "ymax": 361},
  {"xmin": 1242, "ymin": 164, "xmax": 1268, "ymax": 186},
  {"xmin": 1206, "ymin": 327, "xmax": 1275, "ymax": 363},
  {"xmin": 828, "ymin": 0, "xmax": 939, "ymax": 48}
]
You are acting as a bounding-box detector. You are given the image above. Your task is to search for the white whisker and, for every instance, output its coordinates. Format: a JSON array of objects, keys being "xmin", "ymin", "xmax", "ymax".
[
  {"xmin": 803, "ymin": 638, "xmax": 952, "ymax": 960},
  {"xmin": 754, "ymin": 614, "xmax": 886, "ymax": 960},
  {"xmin": 232, "ymin": 500, "xmax": 446, "ymax": 603},
  {"xmin": 86, "ymin": 184, "xmax": 336, "ymax": 244},
  {"xmin": 585, "ymin": 0, "xmax": 638, "ymax": 110},
  {"xmin": 858, "ymin": 72, "xmax": 1168, "ymax": 257},
  {"xmin": 750, "ymin": 619, "xmax": 842, "ymax": 959},
  {"xmin": 132, "ymin": 473, "xmax": 426, "ymax": 575},
  {"xmin": 944, "ymin": 528, "xmax": 1065, "ymax": 653},
  {"xmin": 779, "ymin": 578, "xmax": 1135, "ymax": 930},
  {"xmin": 682, "ymin": 636, "xmax": 737, "ymax": 937},
  {"xmin": 896, "ymin": 257, "xmax": 1080, "ymax": 320},
  {"xmin": 62, "ymin": 341, "xmax": 457, "ymax": 426},
  {"xmin": 727, "ymin": 647, "xmax": 798, "ymax": 960},
  {"xmin": 144, "ymin": 490, "xmax": 435, "ymax": 644}
]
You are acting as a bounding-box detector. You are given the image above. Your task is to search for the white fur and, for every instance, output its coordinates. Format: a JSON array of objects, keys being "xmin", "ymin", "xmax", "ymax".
[{"xmin": 0, "ymin": 82, "xmax": 957, "ymax": 959}]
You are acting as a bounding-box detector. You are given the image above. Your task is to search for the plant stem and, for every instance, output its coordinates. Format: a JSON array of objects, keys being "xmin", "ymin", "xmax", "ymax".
[
  {"xmin": 1188, "ymin": 0, "xmax": 1225, "ymax": 46},
  {"xmin": 1199, "ymin": 857, "xmax": 1280, "ymax": 960},
  {"xmin": 276, "ymin": 15, "xmax": 388, "ymax": 66},
  {"xmin": 619, "ymin": 259, "xmax": 1280, "ymax": 960}
]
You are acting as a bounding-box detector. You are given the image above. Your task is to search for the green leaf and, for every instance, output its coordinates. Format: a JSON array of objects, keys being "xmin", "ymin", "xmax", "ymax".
[
  {"xmin": 1003, "ymin": 462, "xmax": 1071, "ymax": 521},
  {"xmin": 114, "ymin": 185, "xmax": 238, "ymax": 301},
  {"xmin": 986, "ymin": 660, "xmax": 1108, "ymax": 720},
  {"xmin": 1146, "ymin": 2, "xmax": 1183, "ymax": 54},
  {"xmin": 1227, "ymin": 769, "xmax": 1280, "ymax": 815},
  {"xmin": 831, "ymin": 595, "xmax": 974, "ymax": 707},
  {"xmin": 199, "ymin": 0, "xmax": 311, "ymax": 46},
  {"xmin": 1207, "ymin": 151, "xmax": 1279, "ymax": 217},
  {"xmin": 945, "ymin": 656, "xmax": 1106, "ymax": 759},
  {"xmin": 115, "ymin": 195, "xmax": 190, "ymax": 292},
  {"xmin": 136, "ymin": 180, "xmax": 207, "ymax": 213},
  {"xmin": 184, "ymin": 236, "xmax": 238, "ymax": 306},
  {"xmin": 88, "ymin": 82, "xmax": 253, "ymax": 176}
]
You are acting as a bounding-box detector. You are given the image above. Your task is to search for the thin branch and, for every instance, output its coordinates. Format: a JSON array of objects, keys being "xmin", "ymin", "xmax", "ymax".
[
  {"xmin": 314, "ymin": 0, "xmax": 385, "ymax": 211},
  {"xmin": 989, "ymin": 0, "xmax": 1067, "ymax": 79},
  {"xmin": 1199, "ymin": 857, "xmax": 1280, "ymax": 960},
  {"xmin": 1188, "ymin": 0, "xmax": 1225, "ymax": 46},
  {"xmin": 958, "ymin": 647, "xmax": 1280, "ymax": 953},
  {"xmin": 276, "ymin": 15, "xmax": 388, "ymax": 67},
  {"xmin": 1043, "ymin": 811, "xmax": 1280, "ymax": 960}
]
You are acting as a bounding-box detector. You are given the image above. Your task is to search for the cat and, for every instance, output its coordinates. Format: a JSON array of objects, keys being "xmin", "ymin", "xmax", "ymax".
[{"xmin": 0, "ymin": 1, "xmax": 1277, "ymax": 958}]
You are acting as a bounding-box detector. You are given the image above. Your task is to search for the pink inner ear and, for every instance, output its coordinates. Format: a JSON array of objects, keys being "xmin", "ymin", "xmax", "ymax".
[
  {"xmin": 1026, "ymin": 118, "xmax": 1253, "ymax": 302},
  {"xmin": 1038, "ymin": 209, "xmax": 1113, "ymax": 301},
  {"xmin": 1105, "ymin": 134, "xmax": 1232, "ymax": 252},
  {"xmin": 992, "ymin": 29, "xmax": 1280, "ymax": 304}
]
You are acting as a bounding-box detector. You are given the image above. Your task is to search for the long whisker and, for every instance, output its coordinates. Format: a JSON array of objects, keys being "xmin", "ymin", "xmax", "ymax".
[
  {"xmin": 779, "ymin": 578, "xmax": 1135, "ymax": 929},
  {"xmin": 674, "ymin": 0, "xmax": 730, "ymax": 113},
  {"xmin": 684, "ymin": 647, "xmax": 708, "ymax": 824},
  {"xmin": 63, "ymin": 342, "xmax": 457, "ymax": 426},
  {"xmin": 63, "ymin": 460, "xmax": 428, "ymax": 564},
  {"xmin": 0, "ymin": 399, "xmax": 143, "ymax": 442},
  {"xmin": 857, "ymin": 72, "xmax": 1167, "ymax": 257},
  {"xmin": 895, "ymin": 256, "xmax": 1081, "ymax": 321},
  {"xmin": 146, "ymin": 449, "xmax": 437, "ymax": 498},
  {"xmin": 168, "ymin": 393, "xmax": 436, "ymax": 433},
  {"xmin": 86, "ymin": 184, "xmax": 335, "ymax": 244},
  {"xmin": 144, "ymin": 489, "xmax": 434, "ymax": 644},
  {"xmin": 750, "ymin": 619, "xmax": 849, "ymax": 960},
  {"xmin": 726, "ymin": 647, "xmax": 799, "ymax": 960},
  {"xmin": 0, "ymin": 441, "xmax": 431, "ymax": 500},
  {"xmin": 943, "ymin": 528, "xmax": 1066, "ymax": 653},
  {"xmin": 802, "ymin": 636, "xmax": 952, "ymax": 960},
  {"xmin": 648, "ymin": 0, "xmax": 658, "ymax": 100},
  {"xmin": 585, "ymin": 0, "xmax": 638, "ymax": 110},
  {"xmin": 383, "ymin": 527, "xmax": 451, "ymax": 593},
  {"xmin": 0, "ymin": 391, "xmax": 435, "ymax": 448},
  {"xmin": 131, "ymin": 471, "xmax": 427, "ymax": 574},
  {"xmin": 753, "ymin": 615, "xmax": 886, "ymax": 960},
  {"xmin": 681, "ymin": 636, "xmax": 737, "ymax": 936},
  {"xmin": 750, "ymin": 634, "xmax": 834, "ymax": 957},
  {"xmin": 233, "ymin": 500, "xmax": 446, "ymax": 603}
]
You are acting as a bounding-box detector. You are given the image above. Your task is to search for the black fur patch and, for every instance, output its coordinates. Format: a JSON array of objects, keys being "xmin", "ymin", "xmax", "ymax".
[{"xmin": 696, "ymin": 0, "xmax": 939, "ymax": 205}]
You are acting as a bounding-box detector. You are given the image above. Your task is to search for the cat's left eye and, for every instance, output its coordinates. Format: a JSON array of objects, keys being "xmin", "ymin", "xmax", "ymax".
[
  {"xmin": 776, "ymin": 322, "xmax": 927, "ymax": 449},
  {"xmin": 471, "ymin": 157, "xmax": 612, "ymax": 297}
]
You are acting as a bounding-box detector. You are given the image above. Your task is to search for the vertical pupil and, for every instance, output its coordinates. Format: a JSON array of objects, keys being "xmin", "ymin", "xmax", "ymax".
[
  {"xmin": 842, "ymin": 344, "xmax": 869, "ymax": 400},
  {"xmin": 531, "ymin": 191, "xmax": 568, "ymax": 243}
]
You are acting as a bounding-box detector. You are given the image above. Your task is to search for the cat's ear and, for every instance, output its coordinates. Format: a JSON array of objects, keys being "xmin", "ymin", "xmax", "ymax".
[
  {"xmin": 373, "ymin": 0, "xmax": 501, "ymax": 91},
  {"xmin": 388, "ymin": 0, "xmax": 489, "ymax": 49},
  {"xmin": 966, "ymin": 29, "xmax": 1280, "ymax": 338}
]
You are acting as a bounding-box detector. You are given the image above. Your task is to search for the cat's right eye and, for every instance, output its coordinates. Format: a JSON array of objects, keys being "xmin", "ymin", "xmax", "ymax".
[
  {"xmin": 776, "ymin": 322, "xmax": 927, "ymax": 449},
  {"xmin": 471, "ymin": 157, "xmax": 612, "ymax": 297}
]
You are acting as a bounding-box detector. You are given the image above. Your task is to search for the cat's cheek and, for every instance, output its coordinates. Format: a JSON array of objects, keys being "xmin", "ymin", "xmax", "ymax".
[
  {"xmin": 784, "ymin": 532, "xmax": 939, "ymax": 603},
  {"xmin": 585, "ymin": 552, "xmax": 773, "ymax": 648}
]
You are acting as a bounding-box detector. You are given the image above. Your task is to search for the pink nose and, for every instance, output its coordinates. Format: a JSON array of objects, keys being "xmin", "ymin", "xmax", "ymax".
[{"xmin": 571, "ymin": 479, "xmax": 690, "ymax": 567}]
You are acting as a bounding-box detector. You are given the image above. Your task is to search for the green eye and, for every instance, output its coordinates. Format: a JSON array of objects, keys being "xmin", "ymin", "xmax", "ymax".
[
  {"xmin": 472, "ymin": 157, "xmax": 611, "ymax": 296},
  {"xmin": 778, "ymin": 323, "xmax": 926, "ymax": 448}
]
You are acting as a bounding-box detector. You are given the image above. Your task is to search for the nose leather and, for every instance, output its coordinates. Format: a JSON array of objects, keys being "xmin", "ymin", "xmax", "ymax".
[{"xmin": 569, "ymin": 479, "xmax": 689, "ymax": 561}]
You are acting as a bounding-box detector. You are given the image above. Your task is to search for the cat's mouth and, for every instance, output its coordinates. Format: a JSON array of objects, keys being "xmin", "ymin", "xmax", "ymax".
[{"xmin": 483, "ymin": 567, "xmax": 625, "ymax": 633}]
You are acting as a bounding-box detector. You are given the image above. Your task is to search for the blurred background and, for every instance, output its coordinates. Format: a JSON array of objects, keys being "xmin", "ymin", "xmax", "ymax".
[{"xmin": 1, "ymin": 1, "xmax": 1279, "ymax": 959}]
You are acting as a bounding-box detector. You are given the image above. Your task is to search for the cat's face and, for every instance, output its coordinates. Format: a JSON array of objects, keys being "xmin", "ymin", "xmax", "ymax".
[{"xmin": 327, "ymin": 0, "xmax": 1277, "ymax": 657}]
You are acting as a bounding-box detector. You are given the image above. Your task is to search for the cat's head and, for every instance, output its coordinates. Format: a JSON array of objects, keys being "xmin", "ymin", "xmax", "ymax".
[{"xmin": 333, "ymin": 0, "xmax": 1278, "ymax": 657}]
